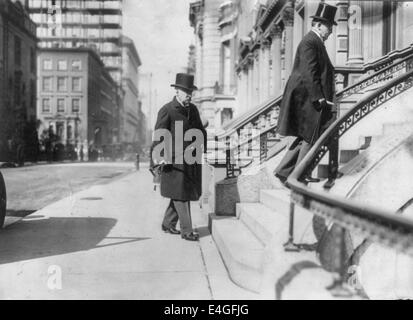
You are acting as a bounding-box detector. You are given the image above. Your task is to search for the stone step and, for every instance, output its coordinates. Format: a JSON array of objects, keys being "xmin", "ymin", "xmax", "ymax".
[
  {"xmin": 260, "ymin": 189, "xmax": 291, "ymax": 214},
  {"xmin": 260, "ymin": 189, "xmax": 318, "ymax": 245},
  {"xmin": 211, "ymin": 217, "xmax": 265, "ymax": 293},
  {"xmin": 237, "ymin": 203, "xmax": 289, "ymax": 245},
  {"xmin": 382, "ymin": 121, "xmax": 413, "ymax": 135}
]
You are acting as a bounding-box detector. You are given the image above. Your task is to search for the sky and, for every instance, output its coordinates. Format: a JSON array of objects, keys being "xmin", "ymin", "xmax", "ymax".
[{"xmin": 123, "ymin": 0, "xmax": 195, "ymax": 127}]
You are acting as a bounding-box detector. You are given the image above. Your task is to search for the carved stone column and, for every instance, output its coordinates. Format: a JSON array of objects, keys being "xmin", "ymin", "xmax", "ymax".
[
  {"xmin": 253, "ymin": 51, "xmax": 260, "ymax": 104},
  {"xmin": 259, "ymin": 40, "xmax": 271, "ymax": 102},
  {"xmin": 282, "ymin": 6, "xmax": 295, "ymax": 78},
  {"xmin": 347, "ymin": 1, "xmax": 364, "ymax": 65},
  {"xmin": 336, "ymin": 1, "xmax": 349, "ymax": 66},
  {"xmin": 258, "ymin": 43, "xmax": 265, "ymax": 103},
  {"xmin": 263, "ymin": 40, "xmax": 272, "ymax": 100},
  {"xmin": 247, "ymin": 55, "xmax": 254, "ymax": 110},
  {"xmin": 240, "ymin": 69, "xmax": 248, "ymax": 115},
  {"xmin": 270, "ymin": 25, "xmax": 283, "ymax": 96}
]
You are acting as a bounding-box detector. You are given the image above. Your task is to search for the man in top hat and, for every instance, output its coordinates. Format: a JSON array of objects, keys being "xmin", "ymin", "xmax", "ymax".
[
  {"xmin": 274, "ymin": 3, "xmax": 337, "ymax": 185},
  {"xmin": 151, "ymin": 73, "xmax": 208, "ymax": 241}
]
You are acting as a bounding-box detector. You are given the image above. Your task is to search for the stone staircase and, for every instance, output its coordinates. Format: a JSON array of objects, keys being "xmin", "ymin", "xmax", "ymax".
[
  {"xmin": 208, "ymin": 54, "xmax": 413, "ymax": 299},
  {"xmin": 318, "ymin": 78, "xmax": 413, "ymax": 177},
  {"xmin": 210, "ymin": 186, "xmax": 333, "ymax": 297},
  {"xmin": 210, "ymin": 92, "xmax": 413, "ymax": 298}
]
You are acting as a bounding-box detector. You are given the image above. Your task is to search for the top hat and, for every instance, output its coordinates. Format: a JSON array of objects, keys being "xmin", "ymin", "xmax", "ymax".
[
  {"xmin": 171, "ymin": 73, "xmax": 198, "ymax": 92},
  {"xmin": 310, "ymin": 3, "xmax": 337, "ymax": 26}
]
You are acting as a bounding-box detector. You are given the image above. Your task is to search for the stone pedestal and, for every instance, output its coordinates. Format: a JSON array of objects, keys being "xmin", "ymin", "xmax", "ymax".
[
  {"xmin": 214, "ymin": 166, "xmax": 276, "ymax": 216},
  {"xmin": 204, "ymin": 163, "xmax": 227, "ymax": 216}
]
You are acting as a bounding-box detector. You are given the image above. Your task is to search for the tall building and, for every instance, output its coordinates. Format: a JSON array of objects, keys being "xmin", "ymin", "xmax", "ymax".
[
  {"xmin": 27, "ymin": 0, "xmax": 123, "ymax": 85},
  {"xmin": 121, "ymin": 35, "xmax": 143, "ymax": 148},
  {"xmin": 0, "ymin": 0, "xmax": 38, "ymax": 163},
  {"xmin": 37, "ymin": 47, "xmax": 119, "ymax": 159}
]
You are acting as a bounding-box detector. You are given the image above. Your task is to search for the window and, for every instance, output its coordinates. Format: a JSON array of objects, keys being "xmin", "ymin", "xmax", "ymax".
[
  {"xmin": 43, "ymin": 59, "xmax": 52, "ymax": 70},
  {"xmin": 72, "ymin": 60, "xmax": 82, "ymax": 71},
  {"xmin": 30, "ymin": 48, "xmax": 36, "ymax": 73},
  {"xmin": 72, "ymin": 77, "xmax": 82, "ymax": 91},
  {"xmin": 67, "ymin": 125, "xmax": 73, "ymax": 140},
  {"xmin": 57, "ymin": 99, "xmax": 65, "ymax": 113},
  {"xmin": 220, "ymin": 41, "xmax": 232, "ymax": 94},
  {"xmin": 57, "ymin": 77, "xmax": 67, "ymax": 91},
  {"xmin": 42, "ymin": 77, "xmax": 52, "ymax": 91},
  {"xmin": 42, "ymin": 98, "xmax": 51, "ymax": 113},
  {"xmin": 30, "ymin": 79, "xmax": 36, "ymax": 110},
  {"xmin": 72, "ymin": 98, "xmax": 80, "ymax": 113},
  {"xmin": 15, "ymin": 36, "xmax": 22, "ymax": 66},
  {"xmin": 57, "ymin": 60, "xmax": 68, "ymax": 71}
]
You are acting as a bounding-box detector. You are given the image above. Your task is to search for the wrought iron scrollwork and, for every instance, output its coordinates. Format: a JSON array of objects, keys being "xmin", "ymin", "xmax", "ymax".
[
  {"xmin": 339, "ymin": 57, "xmax": 413, "ymax": 99},
  {"xmin": 303, "ymin": 74, "xmax": 413, "ymax": 180}
]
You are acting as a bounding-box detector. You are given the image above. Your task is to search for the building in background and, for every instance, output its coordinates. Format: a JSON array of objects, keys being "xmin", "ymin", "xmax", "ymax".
[
  {"xmin": 121, "ymin": 35, "xmax": 145, "ymax": 151},
  {"xmin": 138, "ymin": 72, "xmax": 155, "ymax": 145},
  {"xmin": 28, "ymin": 0, "xmax": 124, "ymax": 145},
  {"xmin": 189, "ymin": 0, "xmax": 237, "ymax": 134},
  {"xmin": 0, "ymin": 0, "xmax": 38, "ymax": 163},
  {"xmin": 27, "ymin": 0, "xmax": 123, "ymax": 84},
  {"xmin": 37, "ymin": 48, "xmax": 118, "ymax": 160}
]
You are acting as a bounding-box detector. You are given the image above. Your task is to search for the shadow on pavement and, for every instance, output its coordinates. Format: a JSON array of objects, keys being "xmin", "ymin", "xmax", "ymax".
[
  {"xmin": 0, "ymin": 216, "xmax": 150, "ymax": 265},
  {"xmin": 6, "ymin": 209, "xmax": 36, "ymax": 218},
  {"xmin": 275, "ymin": 260, "xmax": 321, "ymax": 300}
]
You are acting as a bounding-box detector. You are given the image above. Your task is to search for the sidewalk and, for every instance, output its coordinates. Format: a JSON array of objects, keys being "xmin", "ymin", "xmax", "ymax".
[{"xmin": 0, "ymin": 166, "xmax": 260, "ymax": 299}]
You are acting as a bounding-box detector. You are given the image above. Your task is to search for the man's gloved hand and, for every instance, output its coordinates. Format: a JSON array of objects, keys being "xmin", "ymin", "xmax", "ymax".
[{"xmin": 314, "ymin": 98, "xmax": 329, "ymax": 112}]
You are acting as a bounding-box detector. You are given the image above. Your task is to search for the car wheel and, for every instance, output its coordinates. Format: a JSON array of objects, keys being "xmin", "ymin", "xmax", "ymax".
[{"xmin": 0, "ymin": 172, "xmax": 6, "ymax": 228}]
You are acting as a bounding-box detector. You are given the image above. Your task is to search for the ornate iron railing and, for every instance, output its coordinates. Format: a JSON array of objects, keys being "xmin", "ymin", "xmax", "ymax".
[
  {"xmin": 214, "ymin": 49, "xmax": 413, "ymax": 179},
  {"xmin": 208, "ymin": 95, "xmax": 282, "ymax": 177},
  {"xmin": 286, "ymin": 68, "xmax": 413, "ymax": 297},
  {"xmin": 337, "ymin": 53, "xmax": 413, "ymax": 100}
]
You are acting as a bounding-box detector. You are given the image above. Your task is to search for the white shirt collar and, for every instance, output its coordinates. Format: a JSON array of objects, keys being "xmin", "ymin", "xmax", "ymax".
[
  {"xmin": 175, "ymin": 95, "xmax": 186, "ymax": 107},
  {"xmin": 311, "ymin": 29, "xmax": 324, "ymax": 43}
]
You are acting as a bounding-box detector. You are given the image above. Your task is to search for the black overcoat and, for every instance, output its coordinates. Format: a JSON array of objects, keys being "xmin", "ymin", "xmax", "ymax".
[
  {"xmin": 277, "ymin": 31, "xmax": 335, "ymax": 144},
  {"xmin": 151, "ymin": 97, "xmax": 207, "ymax": 201}
]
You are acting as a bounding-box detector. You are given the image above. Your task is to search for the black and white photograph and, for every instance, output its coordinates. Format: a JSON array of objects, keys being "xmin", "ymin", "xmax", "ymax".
[{"xmin": 1, "ymin": 0, "xmax": 413, "ymax": 304}]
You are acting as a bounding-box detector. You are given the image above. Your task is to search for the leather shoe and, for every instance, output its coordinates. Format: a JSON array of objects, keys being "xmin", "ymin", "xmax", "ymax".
[
  {"xmin": 299, "ymin": 176, "xmax": 321, "ymax": 183},
  {"xmin": 162, "ymin": 225, "xmax": 181, "ymax": 235},
  {"xmin": 181, "ymin": 232, "xmax": 199, "ymax": 241}
]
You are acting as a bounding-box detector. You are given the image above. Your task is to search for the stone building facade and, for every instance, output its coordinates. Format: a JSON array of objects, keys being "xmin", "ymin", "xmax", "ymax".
[
  {"xmin": 190, "ymin": 0, "xmax": 413, "ymax": 133},
  {"xmin": 121, "ymin": 35, "xmax": 143, "ymax": 148},
  {"xmin": 37, "ymin": 48, "xmax": 118, "ymax": 159},
  {"xmin": 190, "ymin": 0, "xmax": 237, "ymax": 134},
  {"xmin": 27, "ymin": 0, "xmax": 123, "ymax": 85},
  {"xmin": 0, "ymin": 0, "xmax": 37, "ymax": 162}
]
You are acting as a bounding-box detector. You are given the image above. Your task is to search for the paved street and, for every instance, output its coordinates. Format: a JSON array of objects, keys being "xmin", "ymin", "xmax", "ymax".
[
  {"xmin": 0, "ymin": 163, "xmax": 259, "ymax": 300},
  {"xmin": 1, "ymin": 162, "xmax": 136, "ymax": 226}
]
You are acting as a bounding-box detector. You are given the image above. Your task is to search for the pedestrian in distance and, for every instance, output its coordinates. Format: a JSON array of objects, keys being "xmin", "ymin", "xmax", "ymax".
[
  {"xmin": 151, "ymin": 73, "xmax": 208, "ymax": 242},
  {"xmin": 274, "ymin": 3, "xmax": 337, "ymax": 186}
]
